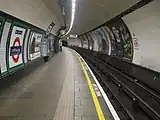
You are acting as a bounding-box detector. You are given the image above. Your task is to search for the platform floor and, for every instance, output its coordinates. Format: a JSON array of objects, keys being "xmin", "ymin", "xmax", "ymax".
[{"xmin": 0, "ymin": 48, "xmax": 113, "ymax": 120}]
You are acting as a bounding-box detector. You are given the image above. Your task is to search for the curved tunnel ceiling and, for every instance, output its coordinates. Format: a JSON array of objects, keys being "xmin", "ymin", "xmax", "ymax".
[
  {"xmin": 42, "ymin": 0, "xmax": 65, "ymax": 29},
  {"xmin": 64, "ymin": 0, "xmax": 141, "ymax": 35}
]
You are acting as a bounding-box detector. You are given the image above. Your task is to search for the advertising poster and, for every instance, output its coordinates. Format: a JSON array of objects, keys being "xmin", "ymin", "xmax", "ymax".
[
  {"xmin": 98, "ymin": 27, "xmax": 110, "ymax": 53},
  {"xmin": 89, "ymin": 32, "xmax": 98, "ymax": 51},
  {"xmin": 29, "ymin": 32, "xmax": 42, "ymax": 60},
  {"xmin": 79, "ymin": 36, "xmax": 84, "ymax": 47},
  {"xmin": 118, "ymin": 20, "xmax": 133, "ymax": 61},
  {"xmin": 24, "ymin": 29, "xmax": 31, "ymax": 63},
  {"xmin": 100, "ymin": 27, "xmax": 112, "ymax": 55},
  {"xmin": 8, "ymin": 26, "xmax": 26, "ymax": 68},
  {"xmin": 0, "ymin": 19, "xmax": 2, "ymax": 75},
  {"xmin": 83, "ymin": 35, "xmax": 88, "ymax": 49},
  {"xmin": 0, "ymin": 20, "xmax": 10, "ymax": 76},
  {"xmin": 86, "ymin": 33, "xmax": 93, "ymax": 50},
  {"xmin": 103, "ymin": 19, "xmax": 133, "ymax": 61},
  {"xmin": 103, "ymin": 26, "xmax": 117, "ymax": 56},
  {"xmin": 105, "ymin": 21, "xmax": 124, "ymax": 58},
  {"xmin": 94, "ymin": 29, "xmax": 103, "ymax": 51},
  {"xmin": 91, "ymin": 31, "xmax": 100, "ymax": 51},
  {"xmin": 48, "ymin": 35, "xmax": 55, "ymax": 51}
]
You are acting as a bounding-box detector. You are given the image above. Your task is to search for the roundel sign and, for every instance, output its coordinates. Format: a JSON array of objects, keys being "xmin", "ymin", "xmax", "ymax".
[
  {"xmin": 10, "ymin": 37, "xmax": 22, "ymax": 62},
  {"xmin": 9, "ymin": 26, "xmax": 26, "ymax": 68}
]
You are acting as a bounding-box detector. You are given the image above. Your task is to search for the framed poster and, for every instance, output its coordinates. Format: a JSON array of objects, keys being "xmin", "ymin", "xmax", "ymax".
[
  {"xmin": 79, "ymin": 36, "xmax": 84, "ymax": 47},
  {"xmin": 94, "ymin": 29, "xmax": 104, "ymax": 51},
  {"xmin": 106, "ymin": 23, "xmax": 124, "ymax": 57},
  {"xmin": 83, "ymin": 35, "xmax": 89, "ymax": 49},
  {"xmin": 24, "ymin": 29, "xmax": 31, "ymax": 63},
  {"xmin": 8, "ymin": 26, "xmax": 26, "ymax": 69},
  {"xmin": 29, "ymin": 32, "xmax": 42, "ymax": 60},
  {"xmin": 105, "ymin": 19, "xmax": 133, "ymax": 61},
  {"xmin": 103, "ymin": 26, "xmax": 117, "ymax": 56},
  {"xmin": 96, "ymin": 27, "xmax": 110, "ymax": 53},
  {"xmin": 86, "ymin": 33, "xmax": 94, "ymax": 50},
  {"xmin": 100, "ymin": 27, "xmax": 112, "ymax": 55},
  {"xmin": 0, "ymin": 20, "xmax": 11, "ymax": 75}
]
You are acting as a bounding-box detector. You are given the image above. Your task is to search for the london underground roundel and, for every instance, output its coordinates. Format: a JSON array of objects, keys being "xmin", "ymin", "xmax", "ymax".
[
  {"xmin": 10, "ymin": 37, "xmax": 21, "ymax": 63},
  {"xmin": 9, "ymin": 26, "xmax": 26, "ymax": 68}
]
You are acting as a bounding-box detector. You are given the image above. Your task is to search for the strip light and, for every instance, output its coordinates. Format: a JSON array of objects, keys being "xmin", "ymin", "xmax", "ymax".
[{"xmin": 64, "ymin": 0, "xmax": 76, "ymax": 36}]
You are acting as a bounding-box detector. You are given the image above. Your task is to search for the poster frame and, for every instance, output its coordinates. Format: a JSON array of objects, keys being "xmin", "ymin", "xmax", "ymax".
[
  {"xmin": 0, "ymin": 16, "xmax": 7, "ymax": 76},
  {"xmin": 6, "ymin": 20, "xmax": 27, "ymax": 74},
  {"xmin": 28, "ymin": 30, "xmax": 43, "ymax": 61}
]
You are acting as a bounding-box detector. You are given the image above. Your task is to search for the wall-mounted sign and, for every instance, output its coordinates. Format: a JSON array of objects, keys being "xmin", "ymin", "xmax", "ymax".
[
  {"xmin": 46, "ymin": 22, "xmax": 55, "ymax": 36},
  {"xmin": 70, "ymin": 34, "xmax": 78, "ymax": 38},
  {"xmin": 9, "ymin": 26, "xmax": 26, "ymax": 68},
  {"xmin": 133, "ymin": 35, "xmax": 139, "ymax": 50}
]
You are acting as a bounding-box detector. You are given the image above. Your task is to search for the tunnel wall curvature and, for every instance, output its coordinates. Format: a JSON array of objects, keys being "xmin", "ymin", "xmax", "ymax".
[
  {"xmin": 77, "ymin": 0, "xmax": 160, "ymax": 73},
  {"xmin": 122, "ymin": 0, "xmax": 160, "ymax": 72},
  {"xmin": 0, "ymin": 0, "xmax": 61, "ymax": 34},
  {"xmin": 79, "ymin": 18, "xmax": 133, "ymax": 62}
]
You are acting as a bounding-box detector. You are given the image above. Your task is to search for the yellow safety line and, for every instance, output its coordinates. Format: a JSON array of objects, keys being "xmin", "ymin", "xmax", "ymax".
[{"xmin": 76, "ymin": 53, "xmax": 105, "ymax": 120}]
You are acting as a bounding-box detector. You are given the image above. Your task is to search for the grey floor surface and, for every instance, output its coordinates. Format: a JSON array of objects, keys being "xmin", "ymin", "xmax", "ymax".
[{"xmin": 0, "ymin": 48, "xmax": 112, "ymax": 120}]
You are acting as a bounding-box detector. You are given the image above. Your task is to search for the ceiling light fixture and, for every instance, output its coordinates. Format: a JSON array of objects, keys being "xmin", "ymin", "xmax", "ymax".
[{"xmin": 63, "ymin": 0, "xmax": 76, "ymax": 37}]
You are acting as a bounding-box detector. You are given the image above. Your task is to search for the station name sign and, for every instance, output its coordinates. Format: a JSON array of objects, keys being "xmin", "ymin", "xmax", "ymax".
[{"xmin": 46, "ymin": 22, "xmax": 55, "ymax": 36}]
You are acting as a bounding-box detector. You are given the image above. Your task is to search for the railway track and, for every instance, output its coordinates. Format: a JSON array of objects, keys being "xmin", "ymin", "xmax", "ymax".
[{"xmin": 73, "ymin": 47, "xmax": 160, "ymax": 120}]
